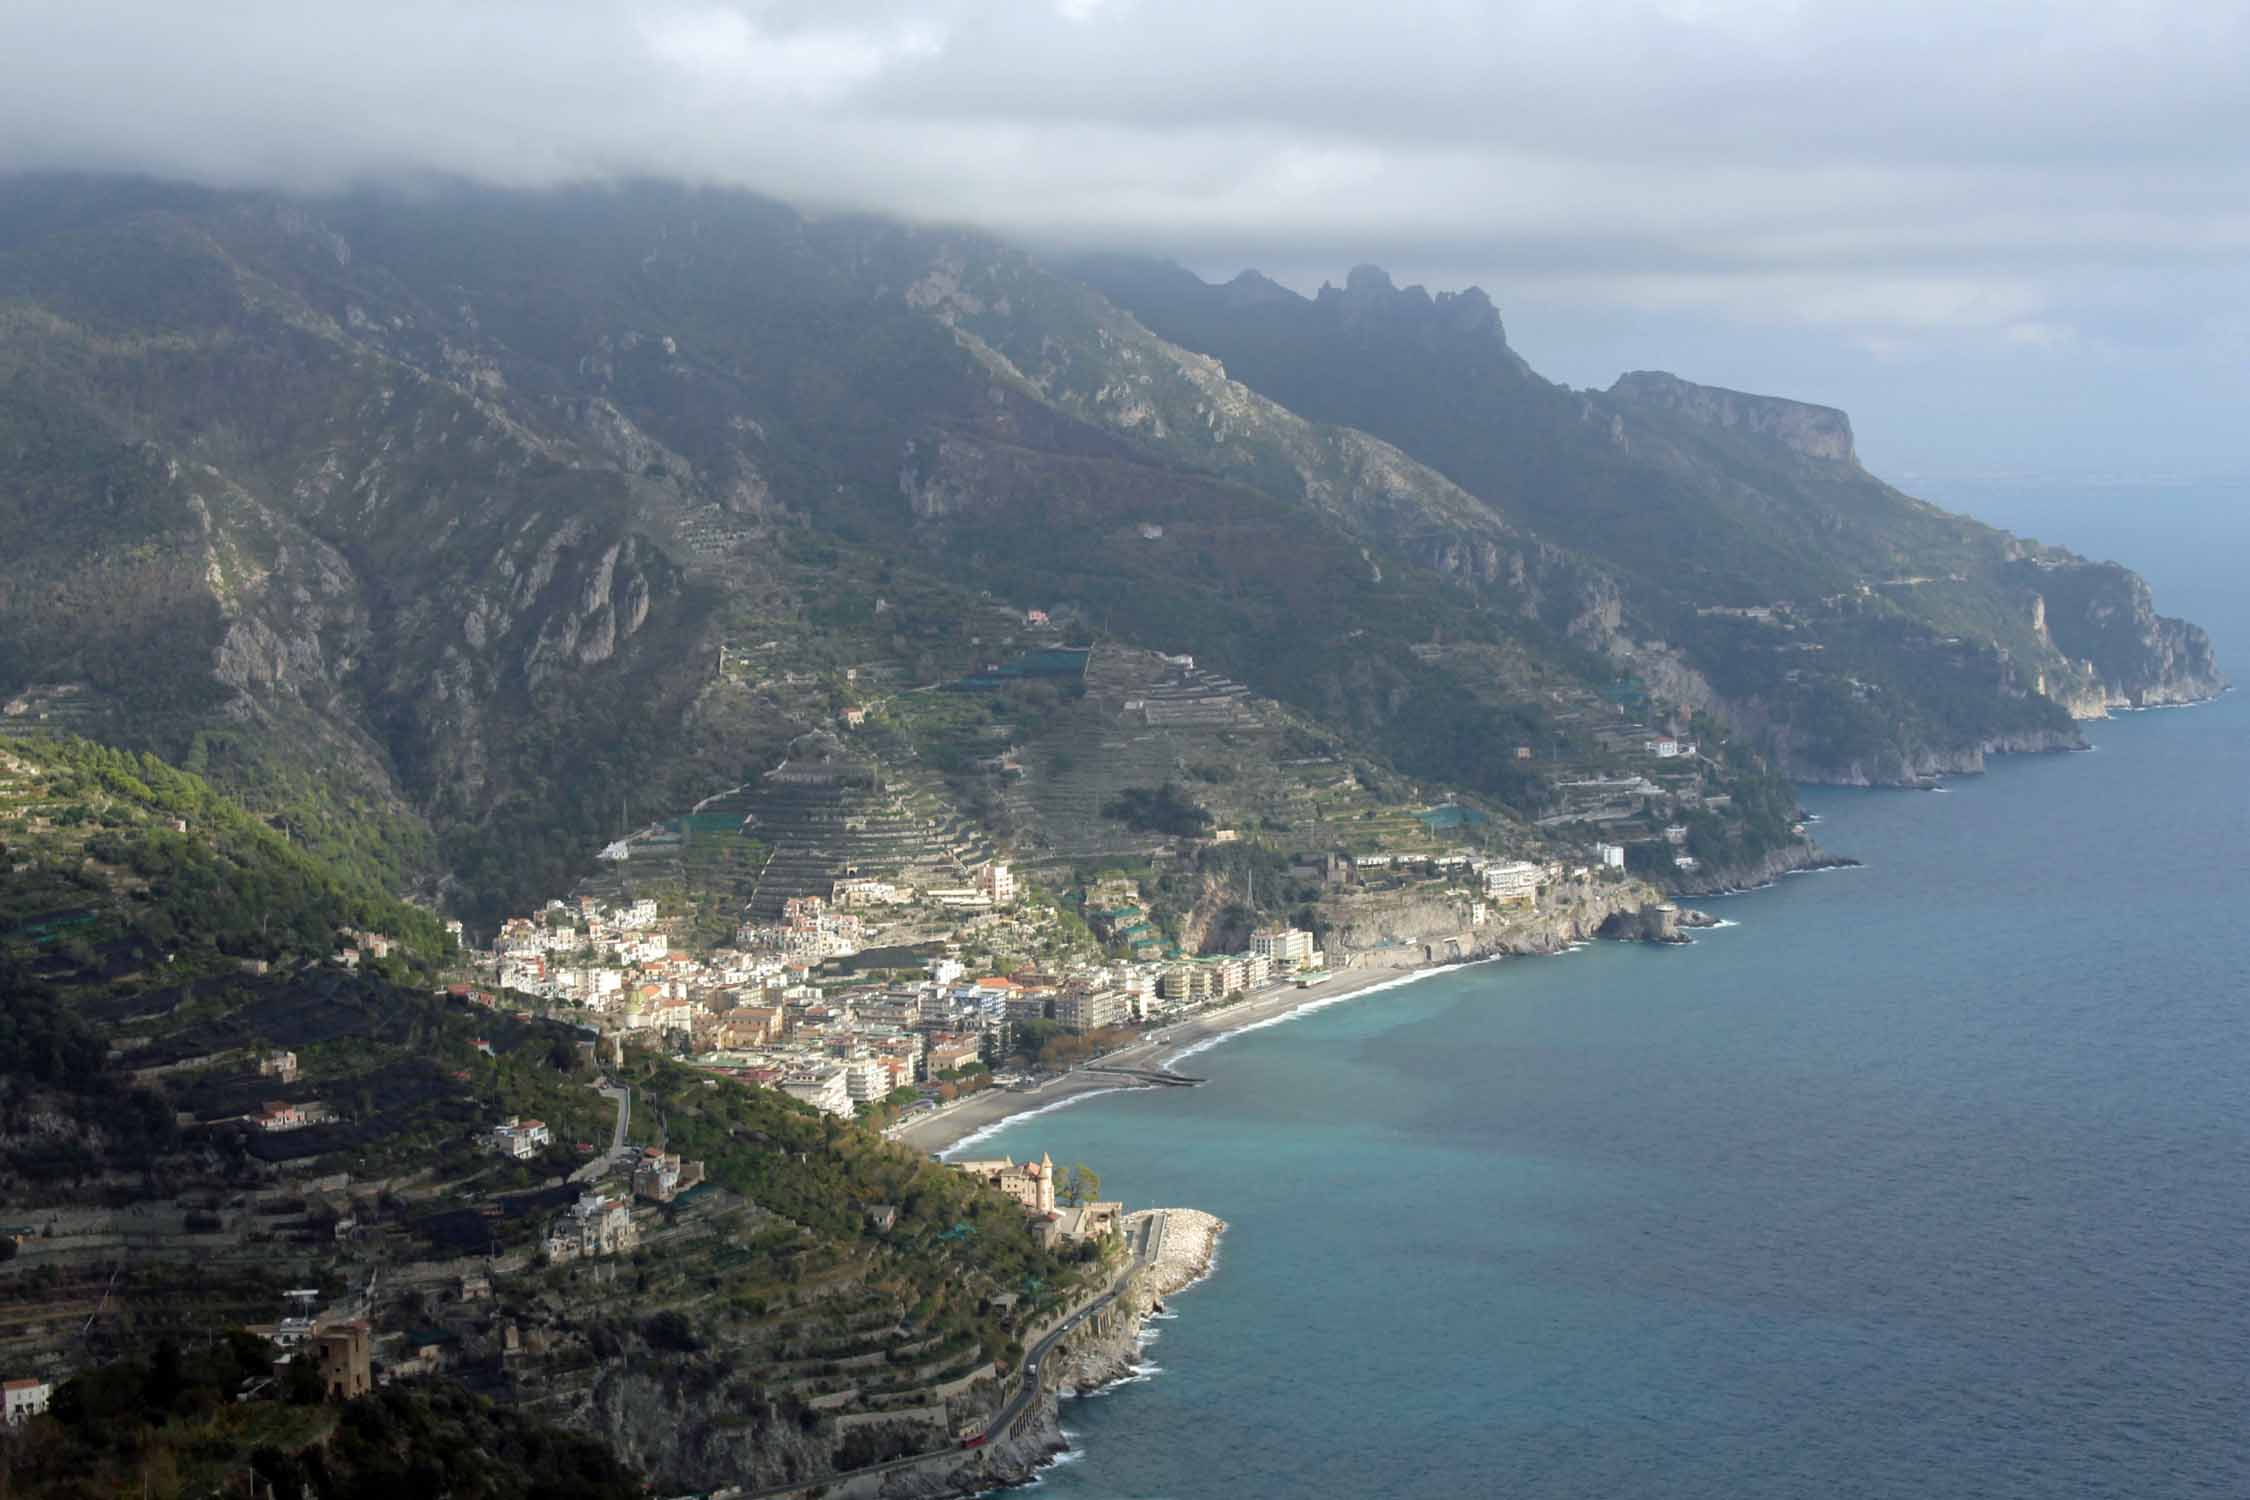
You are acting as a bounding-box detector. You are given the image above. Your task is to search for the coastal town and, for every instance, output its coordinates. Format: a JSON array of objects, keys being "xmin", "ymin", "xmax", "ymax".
[
  {"xmin": 422, "ymin": 624, "xmax": 1784, "ymax": 1185},
  {"xmin": 0, "ymin": 631, "xmax": 1791, "ymax": 1499},
  {"xmin": 453, "ymin": 838, "xmax": 1660, "ymax": 1137}
]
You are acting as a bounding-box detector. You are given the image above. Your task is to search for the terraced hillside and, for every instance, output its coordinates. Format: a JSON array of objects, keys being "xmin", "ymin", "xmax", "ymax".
[
  {"xmin": 730, "ymin": 736, "xmax": 996, "ymax": 920},
  {"xmin": 0, "ymin": 734, "xmax": 1110, "ymax": 1494}
]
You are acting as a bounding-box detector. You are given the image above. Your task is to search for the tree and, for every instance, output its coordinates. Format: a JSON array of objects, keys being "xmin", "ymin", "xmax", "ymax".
[{"xmin": 1061, "ymin": 1163, "xmax": 1100, "ymax": 1207}]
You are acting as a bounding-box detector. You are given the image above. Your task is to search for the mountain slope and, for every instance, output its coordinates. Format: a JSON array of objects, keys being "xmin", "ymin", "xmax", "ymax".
[
  {"xmin": 0, "ymin": 174, "xmax": 2222, "ymax": 926},
  {"xmin": 1069, "ymin": 257, "xmax": 2224, "ymax": 777},
  {"xmin": 0, "ymin": 177, "xmax": 1634, "ymax": 913},
  {"xmin": 0, "ymin": 735, "xmax": 1111, "ymax": 1495}
]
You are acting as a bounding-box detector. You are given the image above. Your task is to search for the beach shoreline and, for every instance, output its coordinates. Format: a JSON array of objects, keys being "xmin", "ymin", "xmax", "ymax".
[{"xmin": 892, "ymin": 960, "xmax": 1475, "ymax": 1158}]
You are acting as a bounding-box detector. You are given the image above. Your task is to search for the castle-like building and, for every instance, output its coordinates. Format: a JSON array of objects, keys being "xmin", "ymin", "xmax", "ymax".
[{"xmin": 951, "ymin": 1152, "xmax": 1055, "ymax": 1215}]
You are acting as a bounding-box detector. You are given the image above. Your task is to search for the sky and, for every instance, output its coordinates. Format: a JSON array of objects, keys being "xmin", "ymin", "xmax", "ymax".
[{"xmin": 4, "ymin": 0, "xmax": 2247, "ymax": 477}]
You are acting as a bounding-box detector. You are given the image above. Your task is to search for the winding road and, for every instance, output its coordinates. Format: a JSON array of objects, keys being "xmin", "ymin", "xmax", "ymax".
[{"xmin": 570, "ymin": 1083, "xmax": 632, "ymax": 1185}]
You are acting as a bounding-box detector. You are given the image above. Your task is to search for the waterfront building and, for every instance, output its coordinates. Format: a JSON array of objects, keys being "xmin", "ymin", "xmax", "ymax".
[
  {"xmin": 1160, "ymin": 964, "xmax": 1216, "ymax": 1005},
  {"xmin": 1484, "ymin": 860, "xmax": 1542, "ymax": 906},
  {"xmin": 1250, "ymin": 927, "xmax": 1316, "ymax": 970},
  {"xmin": 1054, "ymin": 987, "xmax": 1132, "ymax": 1033}
]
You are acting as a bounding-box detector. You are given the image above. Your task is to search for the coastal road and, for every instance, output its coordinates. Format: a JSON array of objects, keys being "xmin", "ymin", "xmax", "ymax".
[{"xmin": 729, "ymin": 1222, "xmax": 1159, "ymax": 1500}]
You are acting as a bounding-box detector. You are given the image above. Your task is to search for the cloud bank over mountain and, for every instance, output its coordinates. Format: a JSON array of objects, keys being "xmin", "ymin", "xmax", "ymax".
[{"xmin": 5, "ymin": 0, "xmax": 2246, "ymax": 471}]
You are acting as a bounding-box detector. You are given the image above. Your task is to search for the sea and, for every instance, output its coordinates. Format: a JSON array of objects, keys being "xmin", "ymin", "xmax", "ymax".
[{"xmin": 973, "ymin": 478, "xmax": 2250, "ymax": 1498}]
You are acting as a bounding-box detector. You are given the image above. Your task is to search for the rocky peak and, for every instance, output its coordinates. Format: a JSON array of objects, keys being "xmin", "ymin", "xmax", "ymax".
[
  {"xmin": 1312, "ymin": 265, "xmax": 1510, "ymax": 348},
  {"xmin": 1607, "ymin": 370, "xmax": 1858, "ymax": 466},
  {"xmin": 1221, "ymin": 269, "xmax": 1302, "ymax": 307},
  {"xmin": 1344, "ymin": 263, "xmax": 1398, "ymax": 295}
]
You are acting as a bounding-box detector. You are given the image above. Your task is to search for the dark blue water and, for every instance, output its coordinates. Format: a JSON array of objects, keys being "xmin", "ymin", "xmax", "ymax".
[{"xmin": 981, "ymin": 485, "xmax": 2250, "ymax": 1498}]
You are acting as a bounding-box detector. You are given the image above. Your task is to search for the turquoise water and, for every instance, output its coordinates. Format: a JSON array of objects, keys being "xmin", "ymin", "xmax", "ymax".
[{"xmin": 980, "ymin": 490, "xmax": 2250, "ymax": 1498}]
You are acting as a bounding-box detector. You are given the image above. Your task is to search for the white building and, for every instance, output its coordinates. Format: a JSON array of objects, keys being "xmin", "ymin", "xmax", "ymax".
[
  {"xmin": 1249, "ymin": 928, "xmax": 1316, "ymax": 970},
  {"xmin": 1595, "ymin": 842, "xmax": 1627, "ymax": 870},
  {"xmin": 4, "ymin": 1379, "xmax": 51, "ymax": 1423},
  {"xmin": 487, "ymin": 1117, "xmax": 553, "ymax": 1159},
  {"xmin": 842, "ymin": 1057, "xmax": 890, "ymax": 1106},
  {"xmin": 1483, "ymin": 860, "xmax": 1542, "ymax": 907},
  {"xmin": 780, "ymin": 1067, "xmax": 853, "ymax": 1117}
]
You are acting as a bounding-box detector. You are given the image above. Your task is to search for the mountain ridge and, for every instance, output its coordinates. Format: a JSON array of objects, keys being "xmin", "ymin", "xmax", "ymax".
[
  {"xmin": 0, "ymin": 176, "xmax": 2223, "ymax": 926},
  {"xmin": 1068, "ymin": 253, "xmax": 2222, "ymax": 770}
]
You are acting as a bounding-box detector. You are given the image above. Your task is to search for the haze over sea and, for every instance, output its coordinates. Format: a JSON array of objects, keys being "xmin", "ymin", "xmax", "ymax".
[{"xmin": 978, "ymin": 479, "xmax": 2250, "ymax": 1498}]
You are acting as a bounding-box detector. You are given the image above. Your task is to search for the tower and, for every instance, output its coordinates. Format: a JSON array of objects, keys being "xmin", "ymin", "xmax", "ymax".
[{"xmin": 1037, "ymin": 1152, "xmax": 1056, "ymax": 1215}]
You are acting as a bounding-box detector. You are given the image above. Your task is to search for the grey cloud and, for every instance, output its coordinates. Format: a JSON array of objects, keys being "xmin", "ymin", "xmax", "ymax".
[{"xmin": 3, "ymin": 0, "xmax": 2246, "ymax": 471}]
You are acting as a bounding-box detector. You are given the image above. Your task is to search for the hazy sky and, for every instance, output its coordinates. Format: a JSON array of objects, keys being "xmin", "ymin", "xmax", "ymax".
[{"xmin": 4, "ymin": 0, "xmax": 2246, "ymax": 476}]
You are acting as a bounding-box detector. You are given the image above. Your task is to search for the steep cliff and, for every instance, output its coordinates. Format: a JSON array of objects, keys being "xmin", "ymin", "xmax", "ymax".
[
  {"xmin": 1318, "ymin": 871, "xmax": 1684, "ymax": 966},
  {"xmin": 1608, "ymin": 370, "xmax": 1858, "ymax": 465},
  {"xmin": 1074, "ymin": 257, "xmax": 2226, "ymax": 783}
]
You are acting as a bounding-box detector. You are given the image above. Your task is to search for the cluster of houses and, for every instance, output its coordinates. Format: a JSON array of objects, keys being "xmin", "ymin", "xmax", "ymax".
[
  {"xmin": 687, "ymin": 922, "xmax": 1335, "ymax": 1115},
  {"xmin": 738, "ymin": 894, "xmax": 869, "ymax": 963},
  {"xmin": 466, "ymin": 832, "xmax": 1605, "ymax": 1131},
  {"xmin": 333, "ymin": 927, "xmax": 400, "ymax": 968},
  {"xmin": 948, "ymin": 1151, "xmax": 1122, "ymax": 1249}
]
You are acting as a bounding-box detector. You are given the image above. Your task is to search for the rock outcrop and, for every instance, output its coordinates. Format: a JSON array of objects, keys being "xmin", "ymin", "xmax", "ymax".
[{"xmin": 1608, "ymin": 370, "xmax": 1859, "ymax": 466}]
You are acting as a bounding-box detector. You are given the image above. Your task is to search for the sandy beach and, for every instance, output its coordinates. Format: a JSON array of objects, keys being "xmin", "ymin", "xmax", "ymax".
[{"xmin": 891, "ymin": 960, "xmax": 1469, "ymax": 1157}]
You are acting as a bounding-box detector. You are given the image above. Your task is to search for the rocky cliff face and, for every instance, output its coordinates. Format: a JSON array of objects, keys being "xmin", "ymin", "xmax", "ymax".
[
  {"xmin": 1319, "ymin": 871, "xmax": 1682, "ymax": 966},
  {"xmin": 1667, "ymin": 837, "xmax": 1857, "ymax": 896},
  {"xmin": 1077, "ymin": 256, "xmax": 2226, "ymax": 785},
  {"xmin": 2016, "ymin": 558, "xmax": 2226, "ymax": 709},
  {"xmin": 900, "ymin": 242, "xmax": 1625, "ymax": 651},
  {"xmin": 1719, "ymin": 689, "xmax": 2088, "ymax": 785},
  {"xmin": 1607, "ymin": 371, "xmax": 1859, "ymax": 466}
]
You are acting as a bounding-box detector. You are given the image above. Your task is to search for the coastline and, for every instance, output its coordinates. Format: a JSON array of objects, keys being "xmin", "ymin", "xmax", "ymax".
[{"xmin": 894, "ymin": 963, "xmax": 1474, "ymax": 1158}]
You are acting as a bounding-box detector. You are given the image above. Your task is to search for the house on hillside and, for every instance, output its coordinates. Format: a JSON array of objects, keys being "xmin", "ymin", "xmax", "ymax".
[
  {"xmin": 632, "ymin": 1147, "xmax": 704, "ymax": 1203},
  {"xmin": 4, "ymin": 1378, "xmax": 51, "ymax": 1423},
  {"xmin": 255, "ymin": 1100, "xmax": 329, "ymax": 1132},
  {"xmin": 952, "ymin": 1153, "xmax": 1056, "ymax": 1215},
  {"xmin": 486, "ymin": 1117, "xmax": 552, "ymax": 1159},
  {"xmin": 545, "ymin": 1191, "xmax": 639, "ymax": 1263}
]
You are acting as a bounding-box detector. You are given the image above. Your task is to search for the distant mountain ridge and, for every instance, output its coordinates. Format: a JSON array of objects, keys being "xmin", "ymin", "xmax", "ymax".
[
  {"xmin": 1070, "ymin": 253, "xmax": 2223, "ymax": 774},
  {"xmin": 0, "ymin": 175, "xmax": 2222, "ymax": 921}
]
